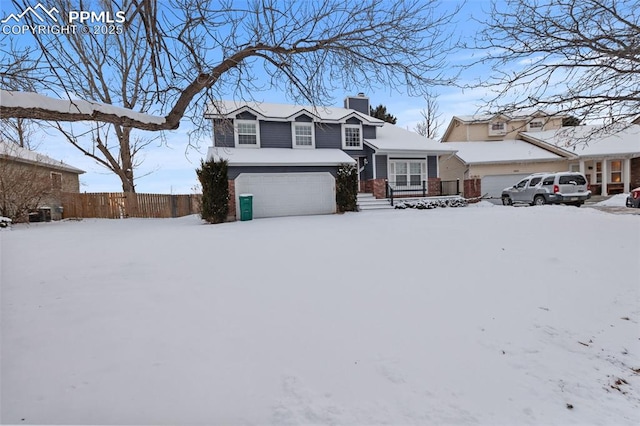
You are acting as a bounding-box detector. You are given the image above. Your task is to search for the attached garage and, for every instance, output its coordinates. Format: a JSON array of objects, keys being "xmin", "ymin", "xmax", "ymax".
[
  {"xmin": 235, "ymin": 172, "xmax": 336, "ymax": 218},
  {"xmin": 481, "ymin": 173, "xmax": 531, "ymax": 199},
  {"xmin": 207, "ymin": 147, "xmax": 356, "ymax": 219}
]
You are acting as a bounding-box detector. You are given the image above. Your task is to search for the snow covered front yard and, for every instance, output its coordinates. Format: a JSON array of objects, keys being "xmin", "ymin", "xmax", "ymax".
[{"xmin": 2, "ymin": 204, "xmax": 639, "ymax": 425}]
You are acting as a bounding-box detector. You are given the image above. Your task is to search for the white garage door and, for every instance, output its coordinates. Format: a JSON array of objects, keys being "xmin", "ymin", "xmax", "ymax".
[
  {"xmin": 235, "ymin": 172, "xmax": 336, "ymax": 218},
  {"xmin": 481, "ymin": 174, "xmax": 531, "ymax": 199}
]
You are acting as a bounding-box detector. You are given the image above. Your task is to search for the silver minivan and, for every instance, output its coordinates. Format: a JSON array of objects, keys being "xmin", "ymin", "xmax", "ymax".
[{"xmin": 502, "ymin": 172, "xmax": 591, "ymax": 207}]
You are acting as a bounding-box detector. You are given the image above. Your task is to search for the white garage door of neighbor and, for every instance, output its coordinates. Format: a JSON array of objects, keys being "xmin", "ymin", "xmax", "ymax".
[
  {"xmin": 235, "ymin": 172, "xmax": 336, "ymax": 218},
  {"xmin": 481, "ymin": 173, "xmax": 531, "ymax": 199}
]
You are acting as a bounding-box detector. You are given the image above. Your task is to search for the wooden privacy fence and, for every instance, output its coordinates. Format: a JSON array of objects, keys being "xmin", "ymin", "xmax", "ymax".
[{"xmin": 61, "ymin": 192, "xmax": 201, "ymax": 219}]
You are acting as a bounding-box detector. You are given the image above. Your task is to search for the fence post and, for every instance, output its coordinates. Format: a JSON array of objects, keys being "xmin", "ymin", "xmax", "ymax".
[
  {"xmin": 456, "ymin": 179, "xmax": 460, "ymax": 195},
  {"xmin": 423, "ymin": 180, "xmax": 426, "ymax": 197}
]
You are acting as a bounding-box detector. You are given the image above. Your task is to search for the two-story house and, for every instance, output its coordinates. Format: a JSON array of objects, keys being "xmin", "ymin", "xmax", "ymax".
[
  {"xmin": 439, "ymin": 111, "xmax": 640, "ymax": 198},
  {"xmin": 205, "ymin": 94, "xmax": 456, "ymax": 219}
]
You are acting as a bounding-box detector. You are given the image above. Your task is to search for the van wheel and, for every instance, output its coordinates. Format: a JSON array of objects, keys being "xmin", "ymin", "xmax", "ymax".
[
  {"xmin": 533, "ymin": 196, "xmax": 546, "ymax": 206},
  {"xmin": 502, "ymin": 196, "xmax": 512, "ymax": 206}
]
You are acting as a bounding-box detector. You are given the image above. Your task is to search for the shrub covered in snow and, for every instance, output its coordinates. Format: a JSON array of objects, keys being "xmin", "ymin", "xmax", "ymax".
[
  {"xmin": 0, "ymin": 216, "xmax": 12, "ymax": 228},
  {"xmin": 336, "ymin": 163, "xmax": 358, "ymax": 212},
  {"xmin": 394, "ymin": 196, "xmax": 468, "ymax": 210},
  {"xmin": 196, "ymin": 158, "xmax": 229, "ymax": 223}
]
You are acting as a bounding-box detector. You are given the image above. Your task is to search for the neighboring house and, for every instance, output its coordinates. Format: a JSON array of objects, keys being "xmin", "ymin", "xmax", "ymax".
[
  {"xmin": 520, "ymin": 125, "xmax": 640, "ymax": 195},
  {"xmin": 441, "ymin": 110, "xmax": 566, "ymax": 142},
  {"xmin": 205, "ymin": 94, "xmax": 456, "ymax": 219},
  {"xmin": 0, "ymin": 141, "xmax": 84, "ymax": 221},
  {"xmin": 440, "ymin": 111, "xmax": 568, "ymax": 198},
  {"xmin": 440, "ymin": 111, "xmax": 640, "ymax": 198}
]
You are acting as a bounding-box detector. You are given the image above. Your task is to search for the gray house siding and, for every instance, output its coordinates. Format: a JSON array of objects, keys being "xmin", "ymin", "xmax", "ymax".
[
  {"xmin": 363, "ymin": 125, "xmax": 376, "ymax": 139},
  {"xmin": 315, "ymin": 123, "xmax": 342, "ymax": 149},
  {"xmin": 344, "ymin": 97, "xmax": 369, "ymax": 115},
  {"xmin": 213, "ymin": 119, "xmax": 234, "ymax": 148},
  {"xmin": 229, "ymin": 165, "xmax": 339, "ymax": 179},
  {"xmin": 427, "ymin": 156, "xmax": 438, "ymax": 178},
  {"xmin": 376, "ymin": 155, "xmax": 388, "ymax": 179},
  {"xmin": 260, "ymin": 121, "xmax": 292, "ymax": 148},
  {"xmin": 236, "ymin": 111, "xmax": 257, "ymax": 120},
  {"xmin": 295, "ymin": 114, "xmax": 313, "ymax": 122}
]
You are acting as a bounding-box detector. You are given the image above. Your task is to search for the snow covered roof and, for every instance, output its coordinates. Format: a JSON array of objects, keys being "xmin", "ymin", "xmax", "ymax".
[
  {"xmin": 521, "ymin": 125, "xmax": 640, "ymax": 158},
  {"xmin": 441, "ymin": 140, "xmax": 564, "ymax": 165},
  {"xmin": 453, "ymin": 109, "xmax": 562, "ymax": 123},
  {"xmin": 0, "ymin": 141, "xmax": 85, "ymax": 174},
  {"xmin": 0, "ymin": 90, "xmax": 165, "ymax": 125},
  {"xmin": 365, "ymin": 123, "xmax": 456, "ymax": 154},
  {"xmin": 205, "ymin": 100, "xmax": 384, "ymax": 126},
  {"xmin": 207, "ymin": 147, "xmax": 355, "ymax": 167}
]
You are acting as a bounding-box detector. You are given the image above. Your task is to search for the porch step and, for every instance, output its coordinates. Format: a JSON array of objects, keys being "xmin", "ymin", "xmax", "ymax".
[{"xmin": 357, "ymin": 193, "xmax": 393, "ymax": 210}]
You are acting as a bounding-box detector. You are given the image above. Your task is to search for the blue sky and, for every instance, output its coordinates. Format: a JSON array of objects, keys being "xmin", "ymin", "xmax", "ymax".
[{"xmin": 2, "ymin": 0, "xmax": 501, "ymax": 194}]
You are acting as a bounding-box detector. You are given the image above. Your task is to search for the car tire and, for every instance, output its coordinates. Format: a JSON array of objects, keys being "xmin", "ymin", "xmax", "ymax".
[
  {"xmin": 533, "ymin": 195, "xmax": 546, "ymax": 206},
  {"xmin": 502, "ymin": 196, "xmax": 512, "ymax": 206}
]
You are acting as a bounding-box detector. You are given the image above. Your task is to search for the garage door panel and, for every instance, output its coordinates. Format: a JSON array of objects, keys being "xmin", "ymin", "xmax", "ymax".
[
  {"xmin": 235, "ymin": 172, "xmax": 336, "ymax": 218},
  {"xmin": 481, "ymin": 174, "xmax": 531, "ymax": 199}
]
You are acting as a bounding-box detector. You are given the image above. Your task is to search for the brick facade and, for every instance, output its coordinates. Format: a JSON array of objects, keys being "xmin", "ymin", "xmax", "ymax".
[
  {"xmin": 464, "ymin": 178, "xmax": 482, "ymax": 200},
  {"xmin": 427, "ymin": 178, "xmax": 441, "ymax": 196},
  {"xmin": 366, "ymin": 178, "xmax": 387, "ymax": 199},
  {"xmin": 227, "ymin": 180, "xmax": 236, "ymax": 221}
]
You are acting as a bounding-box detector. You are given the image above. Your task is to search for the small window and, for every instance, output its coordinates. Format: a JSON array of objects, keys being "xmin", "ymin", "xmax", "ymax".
[
  {"xmin": 542, "ymin": 176, "xmax": 555, "ymax": 186},
  {"xmin": 234, "ymin": 120, "xmax": 260, "ymax": 147},
  {"xmin": 515, "ymin": 179, "xmax": 528, "ymax": 189},
  {"xmin": 489, "ymin": 121, "xmax": 506, "ymax": 136},
  {"xmin": 527, "ymin": 121, "xmax": 544, "ymax": 131},
  {"xmin": 529, "ymin": 177, "xmax": 542, "ymax": 186},
  {"xmin": 559, "ymin": 175, "xmax": 585, "ymax": 185},
  {"xmin": 292, "ymin": 123, "xmax": 314, "ymax": 148},
  {"xmin": 596, "ymin": 162, "xmax": 602, "ymax": 183},
  {"xmin": 51, "ymin": 172, "xmax": 62, "ymax": 190},
  {"xmin": 343, "ymin": 124, "xmax": 362, "ymax": 149},
  {"xmin": 610, "ymin": 160, "xmax": 622, "ymax": 183}
]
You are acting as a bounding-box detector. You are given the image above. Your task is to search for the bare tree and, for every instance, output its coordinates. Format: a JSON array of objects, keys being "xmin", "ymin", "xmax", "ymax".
[
  {"xmin": 1, "ymin": 0, "xmax": 460, "ymax": 134},
  {"xmin": 414, "ymin": 92, "xmax": 442, "ymax": 139},
  {"xmin": 471, "ymin": 0, "xmax": 639, "ymax": 127},
  {"xmin": 0, "ymin": 143, "xmax": 53, "ymax": 221}
]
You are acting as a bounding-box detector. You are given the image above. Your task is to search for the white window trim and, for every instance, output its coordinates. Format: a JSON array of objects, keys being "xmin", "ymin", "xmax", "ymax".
[
  {"xmin": 291, "ymin": 122, "xmax": 315, "ymax": 149},
  {"xmin": 527, "ymin": 120, "xmax": 544, "ymax": 132},
  {"xmin": 342, "ymin": 123, "xmax": 362, "ymax": 150},
  {"xmin": 388, "ymin": 159, "xmax": 427, "ymax": 189},
  {"xmin": 488, "ymin": 121, "xmax": 507, "ymax": 136},
  {"xmin": 234, "ymin": 119, "xmax": 261, "ymax": 148}
]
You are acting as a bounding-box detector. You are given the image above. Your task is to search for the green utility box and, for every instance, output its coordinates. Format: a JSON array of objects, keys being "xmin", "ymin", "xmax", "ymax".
[{"xmin": 239, "ymin": 194, "xmax": 253, "ymax": 221}]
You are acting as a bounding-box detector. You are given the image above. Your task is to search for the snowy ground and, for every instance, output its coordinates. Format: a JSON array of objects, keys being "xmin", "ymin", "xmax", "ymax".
[{"xmin": 1, "ymin": 204, "xmax": 639, "ymax": 425}]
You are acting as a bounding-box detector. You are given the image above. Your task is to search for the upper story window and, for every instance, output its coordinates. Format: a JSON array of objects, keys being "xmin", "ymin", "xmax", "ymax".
[
  {"xmin": 488, "ymin": 121, "xmax": 507, "ymax": 136},
  {"xmin": 343, "ymin": 124, "xmax": 362, "ymax": 149},
  {"xmin": 527, "ymin": 120, "xmax": 544, "ymax": 131},
  {"xmin": 50, "ymin": 172, "xmax": 62, "ymax": 190},
  {"xmin": 292, "ymin": 122, "xmax": 314, "ymax": 148},
  {"xmin": 234, "ymin": 119, "xmax": 260, "ymax": 147}
]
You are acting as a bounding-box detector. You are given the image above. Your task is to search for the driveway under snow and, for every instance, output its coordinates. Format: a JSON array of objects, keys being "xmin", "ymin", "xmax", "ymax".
[{"xmin": 1, "ymin": 204, "xmax": 639, "ymax": 425}]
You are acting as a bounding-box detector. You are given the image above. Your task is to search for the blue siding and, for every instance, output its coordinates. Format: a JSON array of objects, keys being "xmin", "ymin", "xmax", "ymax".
[
  {"xmin": 345, "ymin": 97, "xmax": 369, "ymax": 115},
  {"xmin": 346, "ymin": 117, "xmax": 361, "ymax": 125},
  {"xmin": 236, "ymin": 111, "xmax": 257, "ymax": 120},
  {"xmin": 428, "ymin": 156, "xmax": 438, "ymax": 178},
  {"xmin": 363, "ymin": 125, "xmax": 376, "ymax": 139},
  {"xmin": 213, "ymin": 119, "xmax": 234, "ymax": 148},
  {"xmin": 229, "ymin": 165, "xmax": 338, "ymax": 179},
  {"xmin": 315, "ymin": 123, "xmax": 342, "ymax": 149},
  {"xmin": 376, "ymin": 155, "xmax": 388, "ymax": 179},
  {"xmin": 260, "ymin": 121, "xmax": 292, "ymax": 148},
  {"xmin": 295, "ymin": 114, "xmax": 313, "ymax": 122}
]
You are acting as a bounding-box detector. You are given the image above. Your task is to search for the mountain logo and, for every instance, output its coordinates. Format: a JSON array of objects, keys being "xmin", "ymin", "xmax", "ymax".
[{"xmin": 1, "ymin": 3, "xmax": 60, "ymax": 24}]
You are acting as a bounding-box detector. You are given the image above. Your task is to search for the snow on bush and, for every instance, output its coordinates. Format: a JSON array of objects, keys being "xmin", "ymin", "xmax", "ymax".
[
  {"xmin": 0, "ymin": 216, "xmax": 12, "ymax": 228},
  {"xmin": 394, "ymin": 196, "xmax": 468, "ymax": 209}
]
